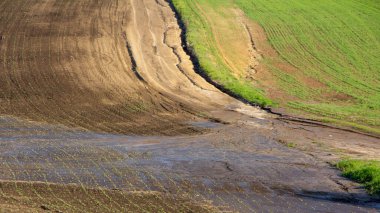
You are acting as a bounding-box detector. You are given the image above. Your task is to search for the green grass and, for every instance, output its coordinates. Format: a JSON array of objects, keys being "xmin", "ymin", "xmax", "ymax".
[
  {"xmin": 171, "ymin": 0, "xmax": 380, "ymax": 133},
  {"xmin": 286, "ymin": 142, "xmax": 297, "ymax": 148},
  {"xmin": 237, "ymin": 0, "xmax": 380, "ymax": 132},
  {"xmin": 171, "ymin": 0, "xmax": 273, "ymax": 107},
  {"xmin": 337, "ymin": 159, "xmax": 380, "ymax": 195}
]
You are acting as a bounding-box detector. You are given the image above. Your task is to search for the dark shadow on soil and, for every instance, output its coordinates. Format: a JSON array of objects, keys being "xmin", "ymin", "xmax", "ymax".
[{"xmin": 296, "ymin": 190, "xmax": 380, "ymax": 210}]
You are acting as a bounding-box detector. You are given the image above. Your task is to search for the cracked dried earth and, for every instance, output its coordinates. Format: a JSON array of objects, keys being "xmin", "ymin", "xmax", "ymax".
[{"xmin": 0, "ymin": 0, "xmax": 379, "ymax": 212}]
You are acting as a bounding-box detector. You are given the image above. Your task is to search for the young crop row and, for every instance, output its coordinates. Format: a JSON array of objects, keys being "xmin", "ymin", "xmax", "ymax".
[
  {"xmin": 171, "ymin": 0, "xmax": 273, "ymax": 107},
  {"xmin": 172, "ymin": 0, "xmax": 380, "ymax": 133},
  {"xmin": 235, "ymin": 0, "xmax": 380, "ymax": 131}
]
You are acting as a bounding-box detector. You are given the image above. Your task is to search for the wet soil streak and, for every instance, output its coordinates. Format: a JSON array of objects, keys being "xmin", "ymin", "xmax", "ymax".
[{"xmin": 165, "ymin": 0, "xmax": 262, "ymax": 108}]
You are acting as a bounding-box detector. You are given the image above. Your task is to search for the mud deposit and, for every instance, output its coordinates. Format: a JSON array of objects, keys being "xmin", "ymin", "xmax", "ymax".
[{"xmin": 0, "ymin": 116, "xmax": 379, "ymax": 212}]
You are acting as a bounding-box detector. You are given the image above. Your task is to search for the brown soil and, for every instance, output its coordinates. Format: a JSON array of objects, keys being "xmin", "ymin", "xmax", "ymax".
[
  {"xmin": 0, "ymin": 180, "xmax": 216, "ymax": 212},
  {"xmin": 0, "ymin": 0, "xmax": 379, "ymax": 212},
  {"xmin": 242, "ymin": 19, "xmax": 299, "ymax": 103},
  {"xmin": 0, "ymin": 0, "xmax": 232, "ymax": 136},
  {"xmin": 0, "ymin": 114, "xmax": 379, "ymax": 212}
]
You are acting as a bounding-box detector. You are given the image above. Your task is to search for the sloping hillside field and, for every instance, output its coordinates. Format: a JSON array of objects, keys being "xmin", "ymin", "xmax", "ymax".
[
  {"xmin": 0, "ymin": 0, "xmax": 239, "ymax": 135},
  {"xmin": 172, "ymin": 0, "xmax": 380, "ymax": 134},
  {"xmin": 0, "ymin": 0, "xmax": 379, "ymax": 212}
]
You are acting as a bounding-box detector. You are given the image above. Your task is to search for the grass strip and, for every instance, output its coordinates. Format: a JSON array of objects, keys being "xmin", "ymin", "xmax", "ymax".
[{"xmin": 337, "ymin": 159, "xmax": 380, "ymax": 196}]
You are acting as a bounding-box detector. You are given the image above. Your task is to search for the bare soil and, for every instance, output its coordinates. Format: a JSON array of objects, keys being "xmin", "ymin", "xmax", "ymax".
[
  {"xmin": 0, "ymin": 180, "xmax": 216, "ymax": 212},
  {"xmin": 0, "ymin": 0, "xmax": 379, "ymax": 212},
  {"xmin": 0, "ymin": 0, "xmax": 232, "ymax": 135}
]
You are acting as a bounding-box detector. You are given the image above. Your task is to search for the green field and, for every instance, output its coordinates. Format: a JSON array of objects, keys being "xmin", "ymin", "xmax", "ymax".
[
  {"xmin": 172, "ymin": 0, "xmax": 380, "ymax": 134},
  {"xmin": 171, "ymin": 0, "xmax": 273, "ymax": 107},
  {"xmin": 337, "ymin": 159, "xmax": 380, "ymax": 195}
]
